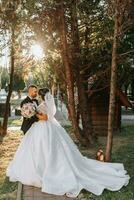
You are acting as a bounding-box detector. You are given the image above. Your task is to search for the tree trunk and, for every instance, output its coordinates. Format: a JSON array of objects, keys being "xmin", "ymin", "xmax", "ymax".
[
  {"xmin": 70, "ymin": 0, "xmax": 94, "ymax": 144},
  {"xmin": 131, "ymin": 78, "xmax": 134, "ymax": 99},
  {"xmin": 58, "ymin": 3, "xmax": 87, "ymax": 145},
  {"xmin": 2, "ymin": 26, "xmax": 15, "ymax": 135},
  {"xmin": 105, "ymin": 2, "xmax": 119, "ymax": 161}
]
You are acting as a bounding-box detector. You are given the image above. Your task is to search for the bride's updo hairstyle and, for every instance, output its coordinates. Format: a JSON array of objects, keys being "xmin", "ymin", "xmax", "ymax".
[{"xmin": 38, "ymin": 88, "xmax": 49, "ymax": 100}]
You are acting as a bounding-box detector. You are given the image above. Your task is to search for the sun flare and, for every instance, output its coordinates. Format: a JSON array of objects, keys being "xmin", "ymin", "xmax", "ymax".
[{"xmin": 30, "ymin": 44, "xmax": 44, "ymax": 59}]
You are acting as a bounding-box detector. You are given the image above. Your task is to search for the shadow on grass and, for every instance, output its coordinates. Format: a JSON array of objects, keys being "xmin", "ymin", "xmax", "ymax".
[{"xmin": 81, "ymin": 125, "xmax": 134, "ymax": 200}]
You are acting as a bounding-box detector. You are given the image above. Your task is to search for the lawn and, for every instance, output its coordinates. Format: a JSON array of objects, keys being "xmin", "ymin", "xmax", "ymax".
[
  {"xmin": 81, "ymin": 125, "xmax": 134, "ymax": 200},
  {"xmin": 0, "ymin": 121, "xmax": 134, "ymax": 200},
  {"xmin": 0, "ymin": 129, "xmax": 23, "ymax": 200}
]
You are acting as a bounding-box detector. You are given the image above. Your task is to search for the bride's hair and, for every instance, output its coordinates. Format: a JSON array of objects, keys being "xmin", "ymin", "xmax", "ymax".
[{"xmin": 38, "ymin": 88, "xmax": 49, "ymax": 100}]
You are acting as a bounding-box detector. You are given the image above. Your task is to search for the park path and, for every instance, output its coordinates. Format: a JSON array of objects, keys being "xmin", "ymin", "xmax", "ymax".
[{"xmin": 17, "ymin": 183, "xmax": 78, "ymax": 200}]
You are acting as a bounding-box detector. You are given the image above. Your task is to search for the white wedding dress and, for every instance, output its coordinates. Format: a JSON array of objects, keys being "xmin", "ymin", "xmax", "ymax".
[{"xmin": 6, "ymin": 100, "xmax": 130, "ymax": 197}]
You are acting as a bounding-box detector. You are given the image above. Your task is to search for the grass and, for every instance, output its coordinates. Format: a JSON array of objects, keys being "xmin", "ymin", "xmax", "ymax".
[
  {"xmin": 0, "ymin": 121, "xmax": 134, "ymax": 199},
  {"xmin": 80, "ymin": 125, "xmax": 134, "ymax": 200},
  {"xmin": 122, "ymin": 107, "xmax": 134, "ymax": 115},
  {"xmin": 0, "ymin": 120, "xmax": 23, "ymax": 199},
  {"xmin": 0, "ymin": 117, "xmax": 22, "ymax": 127}
]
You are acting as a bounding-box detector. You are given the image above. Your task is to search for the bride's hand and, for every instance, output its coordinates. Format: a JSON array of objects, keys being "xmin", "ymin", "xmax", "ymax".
[{"xmin": 36, "ymin": 113, "xmax": 48, "ymax": 121}]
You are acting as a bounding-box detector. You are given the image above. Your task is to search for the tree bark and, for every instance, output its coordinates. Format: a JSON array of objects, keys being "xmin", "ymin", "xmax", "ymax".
[
  {"xmin": 2, "ymin": 25, "xmax": 15, "ymax": 135},
  {"xmin": 105, "ymin": 1, "xmax": 119, "ymax": 161},
  {"xmin": 58, "ymin": 3, "xmax": 87, "ymax": 145},
  {"xmin": 131, "ymin": 78, "xmax": 134, "ymax": 99},
  {"xmin": 70, "ymin": 0, "xmax": 94, "ymax": 144}
]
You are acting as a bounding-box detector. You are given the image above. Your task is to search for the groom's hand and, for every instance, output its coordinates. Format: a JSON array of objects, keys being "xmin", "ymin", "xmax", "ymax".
[{"xmin": 36, "ymin": 113, "xmax": 48, "ymax": 121}]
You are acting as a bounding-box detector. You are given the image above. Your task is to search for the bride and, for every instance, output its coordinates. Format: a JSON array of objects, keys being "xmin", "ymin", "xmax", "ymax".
[{"xmin": 6, "ymin": 88, "xmax": 130, "ymax": 198}]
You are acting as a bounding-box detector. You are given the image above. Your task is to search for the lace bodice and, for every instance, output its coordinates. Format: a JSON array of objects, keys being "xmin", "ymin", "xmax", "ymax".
[{"xmin": 37, "ymin": 102, "xmax": 47, "ymax": 115}]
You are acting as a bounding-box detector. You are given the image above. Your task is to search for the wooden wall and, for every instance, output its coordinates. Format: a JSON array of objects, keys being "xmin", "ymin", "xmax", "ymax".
[{"xmin": 88, "ymin": 93, "xmax": 121, "ymax": 136}]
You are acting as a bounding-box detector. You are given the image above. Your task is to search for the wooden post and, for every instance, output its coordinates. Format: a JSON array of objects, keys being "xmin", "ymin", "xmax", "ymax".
[{"xmin": 16, "ymin": 182, "xmax": 23, "ymax": 200}]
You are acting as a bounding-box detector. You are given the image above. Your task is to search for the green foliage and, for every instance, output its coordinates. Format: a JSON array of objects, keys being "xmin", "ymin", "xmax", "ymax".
[
  {"xmin": 0, "ymin": 0, "xmax": 133, "ymax": 98},
  {"xmin": 0, "ymin": 67, "xmax": 9, "ymax": 89},
  {"xmin": 13, "ymin": 73, "xmax": 25, "ymax": 91}
]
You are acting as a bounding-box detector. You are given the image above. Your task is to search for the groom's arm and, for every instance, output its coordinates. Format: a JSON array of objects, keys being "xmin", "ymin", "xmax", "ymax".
[
  {"xmin": 20, "ymin": 99, "xmax": 26, "ymax": 108},
  {"xmin": 31, "ymin": 115, "xmax": 39, "ymax": 122}
]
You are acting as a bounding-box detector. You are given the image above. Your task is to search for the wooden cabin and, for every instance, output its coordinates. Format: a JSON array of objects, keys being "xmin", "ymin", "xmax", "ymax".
[{"xmin": 88, "ymin": 87, "xmax": 132, "ymax": 136}]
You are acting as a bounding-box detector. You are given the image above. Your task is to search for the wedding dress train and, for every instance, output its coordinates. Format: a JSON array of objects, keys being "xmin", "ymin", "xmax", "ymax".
[{"xmin": 6, "ymin": 101, "xmax": 130, "ymax": 197}]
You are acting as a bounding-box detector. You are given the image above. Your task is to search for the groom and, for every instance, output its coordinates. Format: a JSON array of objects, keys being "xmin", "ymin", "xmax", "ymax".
[{"xmin": 20, "ymin": 85, "xmax": 47, "ymax": 134}]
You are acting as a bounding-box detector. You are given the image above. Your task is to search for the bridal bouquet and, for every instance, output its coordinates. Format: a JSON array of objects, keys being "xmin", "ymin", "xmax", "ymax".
[{"xmin": 21, "ymin": 103, "xmax": 37, "ymax": 118}]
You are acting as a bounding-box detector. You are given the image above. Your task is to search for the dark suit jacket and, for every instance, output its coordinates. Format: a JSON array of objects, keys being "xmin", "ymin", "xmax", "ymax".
[{"xmin": 20, "ymin": 96, "xmax": 39, "ymax": 134}]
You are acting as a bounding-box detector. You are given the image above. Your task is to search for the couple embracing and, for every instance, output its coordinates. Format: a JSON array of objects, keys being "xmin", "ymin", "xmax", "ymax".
[
  {"xmin": 6, "ymin": 85, "xmax": 130, "ymax": 198},
  {"xmin": 20, "ymin": 85, "xmax": 48, "ymax": 134}
]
